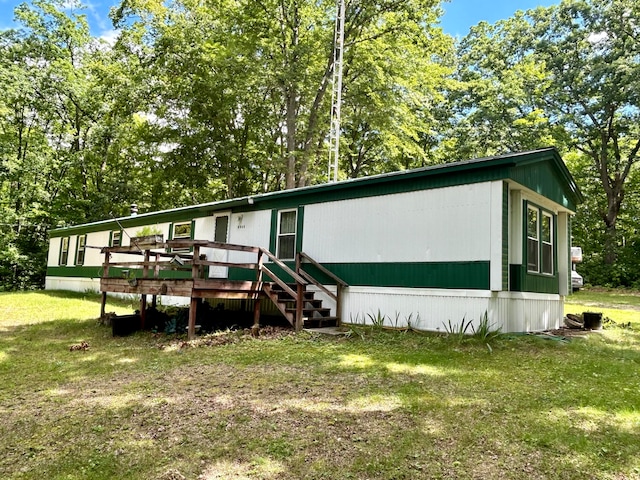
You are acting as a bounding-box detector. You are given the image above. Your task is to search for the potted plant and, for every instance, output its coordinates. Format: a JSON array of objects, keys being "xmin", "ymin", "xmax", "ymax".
[{"xmin": 132, "ymin": 225, "xmax": 164, "ymax": 246}]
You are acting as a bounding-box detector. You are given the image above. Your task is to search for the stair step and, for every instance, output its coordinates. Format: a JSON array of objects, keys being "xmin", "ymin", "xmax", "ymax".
[
  {"xmin": 286, "ymin": 307, "xmax": 331, "ymax": 317},
  {"xmin": 276, "ymin": 291, "xmax": 315, "ymax": 301},
  {"xmin": 270, "ymin": 282, "xmax": 305, "ymax": 291},
  {"xmin": 304, "ymin": 317, "xmax": 339, "ymax": 328}
]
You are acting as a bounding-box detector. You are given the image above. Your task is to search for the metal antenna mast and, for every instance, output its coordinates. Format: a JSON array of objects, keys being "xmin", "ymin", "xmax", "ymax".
[{"xmin": 327, "ymin": 0, "xmax": 345, "ymax": 183}]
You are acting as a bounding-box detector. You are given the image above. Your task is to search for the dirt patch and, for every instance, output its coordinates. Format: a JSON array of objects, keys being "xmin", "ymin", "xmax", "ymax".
[{"xmin": 544, "ymin": 326, "xmax": 599, "ymax": 339}]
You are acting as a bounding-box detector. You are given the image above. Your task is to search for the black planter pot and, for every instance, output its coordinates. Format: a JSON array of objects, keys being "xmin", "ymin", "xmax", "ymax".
[{"xmin": 583, "ymin": 312, "xmax": 603, "ymax": 330}]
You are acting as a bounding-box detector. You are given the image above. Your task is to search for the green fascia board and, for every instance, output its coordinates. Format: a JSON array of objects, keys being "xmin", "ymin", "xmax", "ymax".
[{"xmin": 49, "ymin": 148, "xmax": 581, "ymax": 238}]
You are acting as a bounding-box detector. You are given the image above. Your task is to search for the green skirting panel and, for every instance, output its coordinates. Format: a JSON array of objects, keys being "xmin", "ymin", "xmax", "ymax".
[{"xmin": 229, "ymin": 261, "xmax": 490, "ymax": 290}]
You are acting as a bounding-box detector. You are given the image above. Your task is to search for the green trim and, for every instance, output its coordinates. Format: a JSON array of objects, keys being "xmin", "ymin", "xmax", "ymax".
[
  {"xmin": 48, "ymin": 266, "xmax": 103, "ymax": 278},
  {"xmin": 269, "ymin": 210, "xmax": 277, "ymax": 253},
  {"xmin": 502, "ymin": 182, "xmax": 509, "ymax": 291},
  {"xmin": 296, "ymin": 206, "xmax": 304, "ymax": 254},
  {"xmin": 46, "ymin": 266, "xmax": 193, "ymax": 280},
  {"xmin": 230, "ymin": 261, "xmax": 490, "ymax": 290},
  {"xmin": 509, "ymin": 265, "xmax": 559, "ymax": 294},
  {"xmin": 510, "ymin": 155, "xmax": 581, "ymax": 211},
  {"xmin": 49, "ymin": 148, "xmax": 582, "ymax": 238}
]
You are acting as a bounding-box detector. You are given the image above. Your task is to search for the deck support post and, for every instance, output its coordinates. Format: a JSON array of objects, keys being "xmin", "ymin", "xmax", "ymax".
[
  {"xmin": 253, "ymin": 296, "xmax": 261, "ymax": 327},
  {"xmin": 295, "ymin": 282, "xmax": 303, "ymax": 332},
  {"xmin": 336, "ymin": 285, "xmax": 342, "ymax": 327},
  {"xmin": 100, "ymin": 291, "xmax": 107, "ymax": 318},
  {"xmin": 188, "ymin": 297, "xmax": 198, "ymax": 340},
  {"xmin": 140, "ymin": 294, "xmax": 147, "ymax": 330}
]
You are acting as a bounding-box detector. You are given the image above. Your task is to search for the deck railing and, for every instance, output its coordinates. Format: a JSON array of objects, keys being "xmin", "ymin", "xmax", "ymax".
[{"xmin": 101, "ymin": 240, "xmax": 348, "ymax": 336}]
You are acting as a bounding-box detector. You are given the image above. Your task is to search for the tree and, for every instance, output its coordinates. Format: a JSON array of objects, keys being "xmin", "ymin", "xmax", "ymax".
[
  {"xmin": 452, "ymin": 0, "xmax": 640, "ymax": 266},
  {"xmin": 112, "ymin": 0, "xmax": 450, "ymax": 190}
]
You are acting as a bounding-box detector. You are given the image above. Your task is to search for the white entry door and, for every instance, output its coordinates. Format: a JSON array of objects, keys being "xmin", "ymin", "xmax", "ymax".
[{"xmin": 209, "ymin": 213, "xmax": 230, "ymax": 278}]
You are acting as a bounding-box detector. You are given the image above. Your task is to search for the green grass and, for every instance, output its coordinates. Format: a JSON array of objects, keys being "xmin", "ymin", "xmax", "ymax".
[{"xmin": 0, "ymin": 289, "xmax": 639, "ymax": 479}]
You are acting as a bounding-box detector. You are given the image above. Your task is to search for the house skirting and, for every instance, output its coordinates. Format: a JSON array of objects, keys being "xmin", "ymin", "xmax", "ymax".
[
  {"xmin": 342, "ymin": 286, "xmax": 563, "ymax": 333},
  {"xmin": 45, "ymin": 277, "xmax": 563, "ymax": 333}
]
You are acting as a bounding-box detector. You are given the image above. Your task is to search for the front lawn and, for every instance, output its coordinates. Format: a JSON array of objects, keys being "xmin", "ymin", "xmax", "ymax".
[{"xmin": 0, "ymin": 290, "xmax": 638, "ymax": 479}]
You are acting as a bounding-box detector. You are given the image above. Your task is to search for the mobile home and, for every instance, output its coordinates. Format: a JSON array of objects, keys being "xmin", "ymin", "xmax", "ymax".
[{"xmin": 46, "ymin": 148, "xmax": 582, "ymax": 335}]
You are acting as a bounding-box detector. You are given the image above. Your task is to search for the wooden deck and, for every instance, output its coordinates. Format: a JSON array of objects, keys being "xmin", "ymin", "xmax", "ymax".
[
  {"xmin": 100, "ymin": 278, "xmax": 263, "ymax": 298},
  {"xmin": 99, "ymin": 239, "xmax": 348, "ymax": 339}
]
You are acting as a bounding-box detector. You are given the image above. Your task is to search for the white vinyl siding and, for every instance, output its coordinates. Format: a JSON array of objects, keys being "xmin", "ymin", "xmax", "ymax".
[{"xmin": 302, "ymin": 183, "xmax": 492, "ymax": 263}]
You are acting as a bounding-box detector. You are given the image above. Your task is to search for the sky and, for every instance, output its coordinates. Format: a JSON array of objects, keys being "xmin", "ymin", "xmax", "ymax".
[{"xmin": 0, "ymin": 0, "xmax": 560, "ymax": 39}]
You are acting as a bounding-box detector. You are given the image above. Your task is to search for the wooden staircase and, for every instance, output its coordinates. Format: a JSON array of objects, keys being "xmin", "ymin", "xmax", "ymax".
[
  {"xmin": 263, "ymin": 283, "xmax": 339, "ymax": 329},
  {"xmin": 99, "ymin": 240, "xmax": 348, "ymax": 338}
]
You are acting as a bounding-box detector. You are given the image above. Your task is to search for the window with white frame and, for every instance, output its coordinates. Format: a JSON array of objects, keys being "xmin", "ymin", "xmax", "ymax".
[
  {"xmin": 172, "ymin": 222, "xmax": 192, "ymax": 252},
  {"xmin": 277, "ymin": 210, "xmax": 297, "ymax": 260},
  {"xmin": 111, "ymin": 230, "xmax": 121, "ymax": 247},
  {"xmin": 76, "ymin": 235, "xmax": 86, "ymax": 265},
  {"xmin": 527, "ymin": 203, "xmax": 554, "ymax": 275},
  {"xmin": 60, "ymin": 237, "xmax": 69, "ymax": 266}
]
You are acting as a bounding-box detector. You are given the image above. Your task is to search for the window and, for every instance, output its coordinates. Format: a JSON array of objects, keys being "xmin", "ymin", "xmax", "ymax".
[
  {"xmin": 172, "ymin": 222, "xmax": 193, "ymax": 252},
  {"xmin": 541, "ymin": 213, "xmax": 553, "ymax": 274},
  {"xmin": 277, "ymin": 210, "xmax": 297, "ymax": 260},
  {"xmin": 60, "ymin": 237, "xmax": 69, "ymax": 266},
  {"xmin": 76, "ymin": 235, "xmax": 86, "ymax": 266},
  {"xmin": 527, "ymin": 204, "xmax": 554, "ymax": 275},
  {"xmin": 111, "ymin": 230, "xmax": 121, "ymax": 247},
  {"xmin": 527, "ymin": 206, "xmax": 538, "ymax": 272}
]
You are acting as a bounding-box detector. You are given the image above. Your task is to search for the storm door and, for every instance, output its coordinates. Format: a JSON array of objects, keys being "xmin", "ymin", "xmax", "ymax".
[{"xmin": 209, "ymin": 213, "xmax": 230, "ymax": 278}]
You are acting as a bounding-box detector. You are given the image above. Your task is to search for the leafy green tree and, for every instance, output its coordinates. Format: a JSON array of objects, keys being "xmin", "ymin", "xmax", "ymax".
[
  {"xmin": 112, "ymin": 0, "xmax": 450, "ymax": 190},
  {"xmin": 452, "ymin": 0, "xmax": 640, "ymax": 271}
]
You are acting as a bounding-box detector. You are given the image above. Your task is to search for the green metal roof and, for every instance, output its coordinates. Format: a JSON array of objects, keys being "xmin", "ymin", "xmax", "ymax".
[{"xmin": 49, "ymin": 147, "xmax": 582, "ymax": 237}]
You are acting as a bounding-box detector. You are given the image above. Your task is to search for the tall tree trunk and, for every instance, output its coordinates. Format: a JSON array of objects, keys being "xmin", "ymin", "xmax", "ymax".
[{"xmin": 285, "ymin": 89, "xmax": 297, "ymax": 189}]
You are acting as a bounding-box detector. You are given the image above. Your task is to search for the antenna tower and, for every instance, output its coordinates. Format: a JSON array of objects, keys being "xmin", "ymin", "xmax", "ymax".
[{"xmin": 327, "ymin": 0, "xmax": 345, "ymax": 183}]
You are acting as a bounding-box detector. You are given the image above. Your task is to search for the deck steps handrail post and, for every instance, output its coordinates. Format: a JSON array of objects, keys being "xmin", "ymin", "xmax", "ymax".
[{"xmin": 296, "ymin": 252, "xmax": 349, "ymax": 326}]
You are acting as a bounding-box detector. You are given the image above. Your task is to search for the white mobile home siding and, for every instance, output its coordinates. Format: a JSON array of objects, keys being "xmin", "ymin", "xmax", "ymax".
[{"xmin": 303, "ymin": 183, "xmax": 493, "ymax": 263}]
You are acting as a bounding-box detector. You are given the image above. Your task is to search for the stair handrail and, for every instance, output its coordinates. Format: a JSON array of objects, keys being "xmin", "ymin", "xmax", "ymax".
[
  {"xmin": 297, "ymin": 252, "xmax": 349, "ymax": 289},
  {"xmin": 297, "ymin": 252, "xmax": 348, "ymax": 326},
  {"xmin": 258, "ymin": 248, "xmax": 308, "ymax": 331},
  {"xmin": 259, "ymin": 248, "xmax": 307, "ymax": 285}
]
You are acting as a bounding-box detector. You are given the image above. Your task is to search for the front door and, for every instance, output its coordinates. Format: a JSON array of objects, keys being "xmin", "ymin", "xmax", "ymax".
[{"xmin": 209, "ymin": 213, "xmax": 230, "ymax": 278}]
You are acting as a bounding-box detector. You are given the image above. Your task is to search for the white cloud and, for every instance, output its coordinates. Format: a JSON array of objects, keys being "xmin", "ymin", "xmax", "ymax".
[
  {"xmin": 99, "ymin": 28, "xmax": 119, "ymax": 46},
  {"xmin": 588, "ymin": 31, "xmax": 608, "ymax": 44}
]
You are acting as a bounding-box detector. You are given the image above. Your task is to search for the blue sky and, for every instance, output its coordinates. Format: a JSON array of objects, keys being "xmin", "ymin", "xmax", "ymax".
[{"xmin": 0, "ymin": 0, "xmax": 559, "ymax": 38}]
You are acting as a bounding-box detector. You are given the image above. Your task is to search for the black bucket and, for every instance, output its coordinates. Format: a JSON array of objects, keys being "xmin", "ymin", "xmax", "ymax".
[
  {"xmin": 583, "ymin": 312, "xmax": 603, "ymax": 330},
  {"xmin": 112, "ymin": 314, "xmax": 142, "ymax": 337}
]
